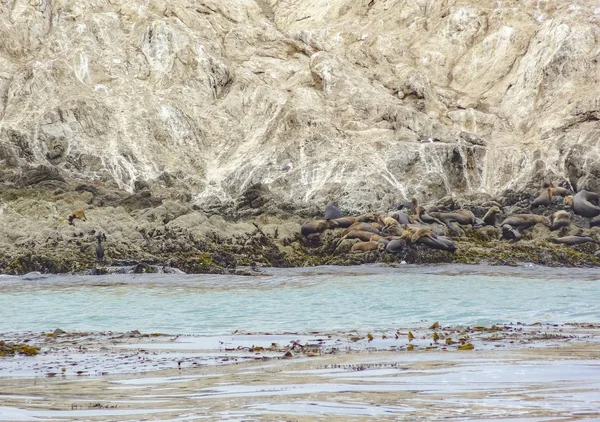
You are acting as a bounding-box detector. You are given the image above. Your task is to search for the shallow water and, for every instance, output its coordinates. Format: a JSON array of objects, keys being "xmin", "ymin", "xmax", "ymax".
[{"xmin": 1, "ymin": 264, "xmax": 600, "ymax": 334}]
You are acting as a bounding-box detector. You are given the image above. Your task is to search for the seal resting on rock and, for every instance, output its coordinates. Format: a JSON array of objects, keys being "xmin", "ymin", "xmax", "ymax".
[
  {"xmin": 566, "ymin": 190, "xmax": 600, "ymax": 218},
  {"xmin": 429, "ymin": 209, "xmax": 475, "ymax": 233},
  {"xmin": 388, "ymin": 211, "xmax": 411, "ymax": 225},
  {"xmin": 370, "ymin": 234, "xmax": 390, "ymax": 245},
  {"xmin": 531, "ymin": 187, "xmax": 552, "ymax": 208},
  {"xmin": 332, "ymin": 217, "xmax": 356, "ymax": 228},
  {"xmin": 386, "ymin": 238, "xmax": 407, "ymax": 253},
  {"xmin": 351, "ymin": 241, "xmax": 384, "ymax": 253},
  {"xmin": 500, "ymin": 214, "xmax": 550, "ymax": 231},
  {"xmin": 417, "ymin": 235, "xmax": 457, "ymax": 252},
  {"xmin": 301, "ymin": 219, "xmax": 338, "ymax": 236},
  {"xmin": 324, "ymin": 201, "xmax": 343, "ymax": 220},
  {"xmin": 344, "ymin": 230, "xmax": 381, "ymax": 242},
  {"xmin": 551, "ymin": 235, "xmax": 599, "ymax": 246},
  {"xmin": 413, "ymin": 206, "xmax": 443, "ymax": 225},
  {"xmin": 550, "ymin": 210, "xmax": 570, "ymax": 231},
  {"xmin": 343, "ymin": 222, "xmax": 380, "ymax": 236},
  {"xmin": 545, "ymin": 181, "xmax": 571, "ymax": 198}
]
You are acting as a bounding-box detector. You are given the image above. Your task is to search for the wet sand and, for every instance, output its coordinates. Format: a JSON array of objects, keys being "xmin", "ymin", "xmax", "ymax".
[{"xmin": 1, "ymin": 323, "xmax": 600, "ymax": 421}]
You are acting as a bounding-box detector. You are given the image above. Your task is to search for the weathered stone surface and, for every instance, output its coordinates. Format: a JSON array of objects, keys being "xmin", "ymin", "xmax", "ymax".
[{"xmin": 0, "ymin": 1, "xmax": 598, "ymax": 212}]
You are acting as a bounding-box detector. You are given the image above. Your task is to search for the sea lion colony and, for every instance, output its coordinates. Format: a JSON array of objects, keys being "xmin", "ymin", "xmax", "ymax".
[{"xmin": 302, "ymin": 183, "xmax": 600, "ymax": 256}]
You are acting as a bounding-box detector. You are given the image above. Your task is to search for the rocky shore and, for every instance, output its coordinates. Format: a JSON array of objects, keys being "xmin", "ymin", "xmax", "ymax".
[{"xmin": 2, "ymin": 178, "xmax": 600, "ymax": 276}]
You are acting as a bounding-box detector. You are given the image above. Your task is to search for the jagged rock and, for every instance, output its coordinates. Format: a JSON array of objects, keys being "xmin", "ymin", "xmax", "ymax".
[{"xmin": 0, "ymin": 1, "xmax": 597, "ymax": 210}]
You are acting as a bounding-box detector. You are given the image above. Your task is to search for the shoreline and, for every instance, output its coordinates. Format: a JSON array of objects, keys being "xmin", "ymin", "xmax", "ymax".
[
  {"xmin": 2, "ymin": 183, "xmax": 600, "ymax": 275},
  {"xmin": 1, "ymin": 324, "xmax": 600, "ymax": 420}
]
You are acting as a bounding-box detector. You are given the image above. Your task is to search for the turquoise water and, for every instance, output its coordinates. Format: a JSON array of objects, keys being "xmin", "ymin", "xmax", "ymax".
[{"xmin": 1, "ymin": 265, "xmax": 599, "ymax": 334}]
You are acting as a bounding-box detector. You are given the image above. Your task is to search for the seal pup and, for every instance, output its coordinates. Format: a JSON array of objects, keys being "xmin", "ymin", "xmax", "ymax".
[
  {"xmin": 531, "ymin": 187, "xmax": 552, "ymax": 208},
  {"xmin": 551, "ymin": 235, "xmax": 599, "ymax": 246},
  {"xmin": 324, "ymin": 201, "xmax": 343, "ymax": 220},
  {"xmin": 96, "ymin": 233, "xmax": 106, "ymax": 264},
  {"xmin": 550, "ymin": 210, "xmax": 570, "ymax": 231},
  {"xmin": 301, "ymin": 219, "xmax": 338, "ymax": 236},
  {"xmin": 500, "ymin": 214, "xmax": 550, "ymax": 231},
  {"xmin": 482, "ymin": 206, "xmax": 501, "ymax": 227},
  {"xmin": 569, "ymin": 190, "xmax": 600, "ymax": 218}
]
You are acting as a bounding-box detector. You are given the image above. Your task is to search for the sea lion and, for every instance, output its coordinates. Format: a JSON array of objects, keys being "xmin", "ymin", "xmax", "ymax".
[
  {"xmin": 500, "ymin": 214, "xmax": 550, "ymax": 231},
  {"xmin": 550, "ymin": 210, "xmax": 570, "ymax": 231},
  {"xmin": 417, "ymin": 235, "xmax": 457, "ymax": 252},
  {"xmin": 551, "ymin": 235, "xmax": 598, "ymax": 246},
  {"xmin": 301, "ymin": 219, "xmax": 339, "ymax": 236},
  {"xmin": 351, "ymin": 241, "xmax": 384, "ymax": 253},
  {"xmin": 333, "ymin": 217, "xmax": 356, "ymax": 228},
  {"xmin": 386, "ymin": 239, "xmax": 407, "ymax": 253},
  {"xmin": 397, "ymin": 198, "xmax": 418, "ymax": 213},
  {"xmin": 429, "ymin": 209, "xmax": 475, "ymax": 233},
  {"xmin": 343, "ymin": 222, "xmax": 380, "ymax": 236},
  {"xmin": 570, "ymin": 190, "xmax": 600, "ymax": 218},
  {"xmin": 413, "ymin": 206, "xmax": 443, "ymax": 225},
  {"xmin": 409, "ymin": 228, "xmax": 437, "ymax": 243},
  {"xmin": 68, "ymin": 209, "xmax": 87, "ymax": 225},
  {"xmin": 324, "ymin": 201, "xmax": 343, "ymax": 220},
  {"xmin": 388, "ymin": 211, "xmax": 411, "ymax": 225},
  {"xmin": 482, "ymin": 206, "xmax": 502, "ymax": 227},
  {"xmin": 370, "ymin": 234, "xmax": 390, "ymax": 245},
  {"xmin": 95, "ymin": 233, "xmax": 106, "ymax": 264},
  {"xmin": 544, "ymin": 181, "xmax": 571, "ymax": 197},
  {"xmin": 531, "ymin": 188, "xmax": 552, "ymax": 208},
  {"xmin": 356, "ymin": 213, "xmax": 378, "ymax": 223},
  {"xmin": 345, "ymin": 230, "xmax": 380, "ymax": 242},
  {"xmin": 501, "ymin": 224, "xmax": 522, "ymax": 242}
]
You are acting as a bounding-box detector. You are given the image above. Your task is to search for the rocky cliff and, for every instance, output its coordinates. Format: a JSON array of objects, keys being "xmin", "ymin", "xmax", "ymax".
[{"xmin": 1, "ymin": 0, "xmax": 599, "ymax": 211}]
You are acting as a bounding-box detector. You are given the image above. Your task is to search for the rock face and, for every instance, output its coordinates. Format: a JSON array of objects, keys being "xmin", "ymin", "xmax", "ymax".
[{"xmin": 0, "ymin": 0, "xmax": 599, "ymax": 211}]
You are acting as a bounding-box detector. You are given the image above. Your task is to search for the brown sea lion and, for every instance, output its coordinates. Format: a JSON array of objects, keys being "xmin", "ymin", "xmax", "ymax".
[
  {"xmin": 551, "ymin": 235, "xmax": 599, "ymax": 246},
  {"xmin": 531, "ymin": 188, "xmax": 552, "ymax": 208},
  {"xmin": 413, "ymin": 206, "xmax": 443, "ymax": 225},
  {"xmin": 500, "ymin": 214, "xmax": 550, "ymax": 231},
  {"xmin": 332, "ymin": 217, "xmax": 356, "ymax": 228},
  {"xmin": 544, "ymin": 182, "xmax": 571, "ymax": 197},
  {"xmin": 397, "ymin": 198, "xmax": 418, "ymax": 213},
  {"xmin": 570, "ymin": 190, "xmax": 600, "ymax": 218},
  {"xmin": 482, "ymin": 206, "xmax": 502, "ymax": 227},
  {"xmin": 410, "ymin": 228, "xmax": 437, "ymax": 243},
  {"xmin": 324, "ymin": 201, "xmax": 343, "ymax": 220},
  {"xmin": 344, "ymin": 230, "xmax": 381, "ymax": 242},
  {"xmin": 68, "ymin": 209, "xmax": 87, "ymax": 225},
  {"xmin": 343, "ymin": 222, "xmax": 380, "ymax": 236},
  {"xmin": 351, "ymin": 241, "xmax": 385, "ymax": 252},
  {"xmin": 550, "ymin": 210, "xmax": 570, "ymax": 231},
  {"xmin": 301, "ymin": 219, "xmax": 339, "ymax": 236},
  {"xmin": 430, "ymin": 209, "xmax": 474, "ymax": 233},
  {"xmin": 370, "ymin": 234, "xmax": 391, "ymax": 245},
  {"xmin": 356, "ymin": 213, "xmax": 378, "ymax": 223}
]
